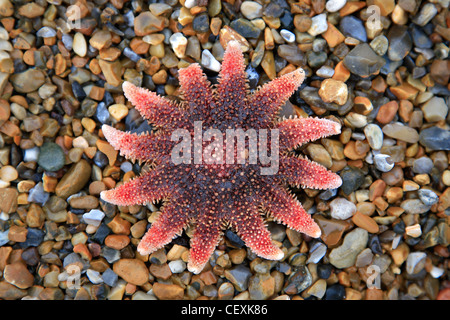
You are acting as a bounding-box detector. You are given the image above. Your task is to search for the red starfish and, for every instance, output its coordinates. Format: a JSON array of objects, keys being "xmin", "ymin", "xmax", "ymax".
[{"xmin": 100, "ymin": 41, "xmax": 342, "ymax": 274}]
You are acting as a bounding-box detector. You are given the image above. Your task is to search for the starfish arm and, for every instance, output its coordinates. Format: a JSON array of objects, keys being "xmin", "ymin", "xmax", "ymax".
[
  {"xmin": 278, "ymin": 118, "xmax": 341, "ymax": 152},
  {"xmin": 102, "ymin": 125, "xmax": 170, "ymax": 162},
  {"xmin": 229, "ymin": 204, "xmax": 284, "ymax": 261},
  {"xmin": 246, "ymin": 68, "xmax": 306, "ymax": 128},
  {"xmin": 137, "ymin": 202, "xmax": 190, "ymax": 255},
  {"xmin": 279, "ymin": 156, "xmax": 342, "ymax": 190},
  {"xmin": 100, "ymin": 168, "xmax": 170, "ymax": 206},
  {"xmin": 262, "ymin": 184, "xmax": 321, "ymax": 238},
  {"xmin": 178, "ymin": 63, "xmax": 214, "ymax": 121},
  {"xmin": 187, "ymin": 216, "xmax": 223, "ymax": 274},
  {"xmin": 122, "ymin": 81, "xmax": 187, "ymax": 129},
  {"xmin": 214, "ymin": 41, "xmax": 248, "ymax": 122}
]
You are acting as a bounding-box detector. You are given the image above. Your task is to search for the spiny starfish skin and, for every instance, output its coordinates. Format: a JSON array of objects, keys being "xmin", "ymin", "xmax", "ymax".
[{"xmin": 100, "ymin": 41, "xmax": 342, "ymax": 274}]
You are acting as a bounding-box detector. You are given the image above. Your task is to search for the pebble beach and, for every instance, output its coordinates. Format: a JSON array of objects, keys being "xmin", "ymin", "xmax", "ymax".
[{"xmin": 0, "ymin": 0, "xmax": 449, "ymax": 301}]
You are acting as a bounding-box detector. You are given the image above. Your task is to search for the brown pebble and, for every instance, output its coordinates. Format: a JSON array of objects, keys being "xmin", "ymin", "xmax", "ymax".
[
  {"xmin": 351, "ymin": 212, "xmax": 379, "ymax": 233},
  {"xmin": 105, "ymin": 235, "xmax": 131, "ymax": 250},
  {"xmin": 0, "ymin": 281, "xmax": 27, "ymax": 300},
  {"xmin": 107, "ymin": 214, "xmax": 131, "ymax": 235},
  {"xmin": 152, "ymin": 282, "xmax": 184, "ymax": 300},
  {"xmin": 0, "ymin": 188, "xmax": 18, "ymax": 214},
  {"xmin": 149, "ymin": 263, "xmax": 172, "ymax": 280},
  {"xmin": 376, "ymin": 101, "xmax": 398, "ymax": 124},
  {"xmin": 8, "ymin": 225, "xmax": 28, "ymax": 243},
  {"xmin": 4, "ymin": 262, "xmax": 34, "ymax": 289},
  {"xmin": 55, "ymin": 160, "xmax": 92, "ymax": 199},
  {"xmin": 113, "ymin": 259, "xmax": 149, "ymax": 286}
]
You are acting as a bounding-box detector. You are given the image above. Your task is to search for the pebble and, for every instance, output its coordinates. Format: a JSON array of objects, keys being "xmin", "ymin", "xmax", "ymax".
[
  {"xmin": 4, "ymin": 262, "xmax": 34, "ymax": 289},
  {"xmin": 27, "ymin": 182, "xmax": 49, "ymax": 206},
  {"xmin": 169, "ymin": 33, "xmax": 188, "ymax": 59},
  {"xmin": 55, "ymin": 160, "xmax": 92, "ymax": 199},
  {"xmin": 382, "ymin": 123, "xmax": 419, "ymax": 144},
  {"xmin": 374, "ymin": 154, "xmax": 395, "ymax": 172},
  {"xmin": 370, "ymin": 35, "xmax": 389, "ymax": 56},
  {"xmin": 113, "ymin": 259, "xmax": 149, "ymax": 286},
  {"xmin": 326, "ymin": 0, "xmax": 347, "ymax": 12},
  {"xmin": 421, "ymin": 97, "xmax": 448, "ymax": 122},
  {"xmin": 23, "ymin": 147, "xmax": 40, "ymax": 162},
  {"xmin": 240, "ymin": 1, "xmax": 263, "ymax": 20},
  {"xmin": 0, "ymin": 281, "xmax": 27, "ymax": 300},
  {"xmin": 168, "ymin": 260, "xmax": 186, "ymax": 274},
  {"xmin": 152, "ymin": 283, "xmax": 184, "ymax": 300},
  {"xmin": 329, "ymin": 228, "xmax": 369, "ymax": 269},
  {"xmin": 306, "ymin": 242, "xmax": 327, "ymax": 264},
  {"xmin": 73, "ymin": 32, "xmax": 87, "ymax": 57},
  {"xmin": 412, "ymin": 157, "xmax": 434, "ymax": 174},
  {"xmin": 10, "ymin": 69, "xmax": 45, "ymax": 93},
  {"xmin": 417, "ymin": 189, "xmax": 439, "ymax": 206},
  {"xmin": 230, "ymin": 18, "xmax": 261, "ymax": 39},
  {"xmin": 280, "ymin": 29, "xmax": 296, "ymax": 44},
  {"xmin": 364, "ymin": 124, "xmax": 383, "ymax": 150},
  {"xmin": 339, "ymin": 15, "xmax": 367, "ymax": 42},
  {"xmin": 102, "ymin": 268, "xmax": 119, "ymax": 287},
  {"xmin": 400, "ymin": 199, "xmax": 432, "ymax": 214},
  {"xmin": 406, "ymin": 252, "xmax": 427, "ymax": 274},
  {"xmin": 387, "ymin": 25, "xmax": 412, "ymax": 61},
  {"xmin": 324, "ymin": 284, "xmax": 346, "ymax": 300},
  {"xmin": 201, "ymin": 49, "xmax": 221, "ymax": 72},
  {"xmin": 86, "ymin": 269, "xmax": 103, "ymax": 285},
  {"xmin": 318, "ymin": 79, "xmax": 348, "ymax": 105},
  {"xmin": 352, "ymin": 212, "xmax": 379, "ymax": 234},
  {"xmin": 412, "ymin": 3, "xmax": 437, "ymax": 26},
  {"xmin": 340, "ymin": 166, "xmax": 365, "ymax": 195},
  {"xmin": 419, "ymin": 127, "xmax": 450, "ymax": 151},
  {"xmin": 83, "ymin": 209, "xmax": 105, "ymax": 227},
  {"xmin": 343, "ymin": 43, "xmax": 385, "ymax": 77},
  {"xmin": 284, "ymin": 265, "xmax": 312, "ymax": 295},
  {"xmin": 329, "ymin": 198, "xmax": 356, "ymax": 220},
  {"xmin": 307, "ymin": 13, "xmax": 328, "ymax": 36},
  {"xmin": 37, "ymin": 142, "xmax": 66, "ymax": 172},
  {"xmin": 224, "ymin": 265, "xmax": 252, "ymax": 292}
]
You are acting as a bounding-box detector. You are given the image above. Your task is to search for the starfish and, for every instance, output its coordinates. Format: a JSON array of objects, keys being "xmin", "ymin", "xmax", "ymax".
[{"xmin": 100, "ymin": 41, "xmax": 342, "ymax": 274}]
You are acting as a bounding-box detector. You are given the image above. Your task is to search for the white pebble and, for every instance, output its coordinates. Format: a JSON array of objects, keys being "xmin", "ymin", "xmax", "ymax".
[
  {"xmin": 308, "ymin": 13, "xmax": 328, "ymax": 36},
  {"xmin": 316, "ymin": 65, "xmax": 335, "ymax": 78},
  {"xmin": 429, "ymin": 265, "xmax": 445, "ymax": 278},
  {"xmin": 86, "ymin": 269, "xmax": 104, "ymax": 284},
  {"xmin": 83, "ymin": 209, "xmax": 105, "ymax": 227},
  {"xmin": 184, "ymin": 0, "xmax": 197, "ymax": 9},
  {"xmin": 280, "ymin": 29, "xmax": 296, "ymax": 43},
  {"xmin": 24, "ymin": 147, "xmax": 40, "ymax": 162},
  {"xmin": 326, "ymin": 0, "xmax": 347, "ymax": 12},
  {"xmin": 329, "ymin": 197, "xmax": 356, "ymax": 220},
  {"xmin": 168, "ymin": 260, "xmax": 187, "ymax": 273},
  {"xmin": 169, "ymin": 32, "xmax": 188, "ymax": 58},
  {"xmin": 201, "ymin": 49, "xmax": 221, "ymax": 72},
  {"xmin": 374, "ymin": 154, "xmax": 394, "ymax": 172}
]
